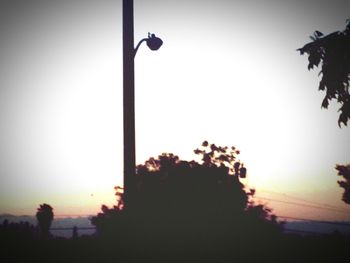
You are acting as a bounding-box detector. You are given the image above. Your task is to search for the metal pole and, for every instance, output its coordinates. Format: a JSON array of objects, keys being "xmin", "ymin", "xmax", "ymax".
[{"xmin": 123, "ymin": 0, "xmax": 135, "ymax": 210}]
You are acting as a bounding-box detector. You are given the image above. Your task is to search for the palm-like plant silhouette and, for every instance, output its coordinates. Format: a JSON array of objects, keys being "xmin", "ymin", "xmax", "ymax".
[{"xmin": 36, "ymin": 203, "xmax": 54, "ymax": 238}]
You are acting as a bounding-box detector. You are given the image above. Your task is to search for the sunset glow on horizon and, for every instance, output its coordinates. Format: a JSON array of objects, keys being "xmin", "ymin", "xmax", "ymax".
[{"xmin": 1, "ymin": 0, "xmax": 350, "ymax": 221}]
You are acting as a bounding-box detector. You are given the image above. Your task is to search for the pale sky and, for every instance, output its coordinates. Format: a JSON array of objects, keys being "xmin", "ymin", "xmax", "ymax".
[{"xmin": 0, "ymin": 0, "xmax": 350, "ymax": 220}]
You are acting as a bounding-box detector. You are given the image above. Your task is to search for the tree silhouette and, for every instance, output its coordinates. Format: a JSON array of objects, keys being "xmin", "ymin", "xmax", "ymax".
[
  {"xmin": 36, "ymin": 203, "xmax": 54, "ymax": 239},
  {"xmin": 298, "ymin": 19, "xmax": 350, "ymax": 126},
  {"xmin": 336, "ymin": 164, "xmax": 350, "ymax": 204},
  {"xmin": 298, "ymin": 21, "xmax": 350, "ymax": 206}
]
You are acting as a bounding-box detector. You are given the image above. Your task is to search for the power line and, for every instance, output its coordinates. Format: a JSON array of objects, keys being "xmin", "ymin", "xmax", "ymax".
[
  {"xmin": 283, "ymin": 228, "xmax": 325, "ymax": 235},
  {"xmin": 255, "ymin": 196, "xmax": 350, "ymax": 214},
  {"xmin": 47, "ymin": 216, "xmax": 350, "ymax": 238},
  {"xmin": 48, "ymin": 222, "xmax": 347, "ymax": 237},
  {"xmin": 257, "ymin": 189, "xmax": 349, "ymax": 211},
  {"xmin": 47, "ymin": 227, "xmax": 335, "ymax": 237},
  {"xmin": 277, "ymin": 215, "xmax": 350, "ymax": 227},
  {"xmin": 54, "ymin": 214, "xmax": 94, "ymax": 218},
  {"xmin": 50, "ymin": 227, "xmax": 95, "ymax": 231}
]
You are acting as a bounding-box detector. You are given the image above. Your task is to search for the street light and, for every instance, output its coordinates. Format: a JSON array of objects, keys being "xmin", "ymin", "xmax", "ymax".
[
  {"xmin": 134, "ymin": 33, "xmax": 163, "ymax": 57},
  {"xmin": 123, "ymin": 0, "xmax": 163, "ymax": 210}
]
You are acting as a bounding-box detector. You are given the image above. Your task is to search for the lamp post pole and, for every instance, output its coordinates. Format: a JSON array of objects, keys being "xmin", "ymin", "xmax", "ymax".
[
  {"xmin": 123, "ymin": 0, "xmax": 135, "ymax": 210},
  {"xmin": 122, "ymin": 0, "xmax": 163, "ymax": 210}
]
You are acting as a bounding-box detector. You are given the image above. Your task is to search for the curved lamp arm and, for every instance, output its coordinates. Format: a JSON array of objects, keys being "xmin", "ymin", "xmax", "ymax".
[
  {"xmin": 134, "ymin": 38, "xmax": 147, "ymax": 58},
  {"xmin": 134, "ymin": 33, "xmax": 163, "ymax": 58}
]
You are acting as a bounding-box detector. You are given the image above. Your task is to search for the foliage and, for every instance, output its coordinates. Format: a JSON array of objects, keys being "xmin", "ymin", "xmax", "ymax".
[
  {"xmin": 91, "ymin": 142, "xmax": 282, "ymax": 241},
  {"xmin": 298, "ymin": 20, "xmax": 350, "ymax": 126},
  {"xmin": 90, "ymin": 203, "xmax": 123, "ymax": 236},
  {"xmin": 336, "ymin": 164, "xmax": 350, "ymax": 204},
  {"xmin": 0, "ymin": 219, "xmax": 37, "ymax": 241},
  {"xmin": 36, "ymin": 203, "xmax": 54, "ymax": 238}
]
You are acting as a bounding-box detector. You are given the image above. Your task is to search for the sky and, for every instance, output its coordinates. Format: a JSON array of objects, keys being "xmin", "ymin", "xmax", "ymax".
[{"xmin": 0, "ymin": 0, "xmax": 350, "ymax": 221}]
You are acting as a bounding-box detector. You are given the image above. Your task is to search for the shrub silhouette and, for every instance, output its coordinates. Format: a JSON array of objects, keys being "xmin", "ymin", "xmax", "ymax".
[
  {"xmin": 0, "ymin": 219, "xmax": 37, "ymax": 242},
  {"xmin": 91, "ymin": 142, "xmax": 282, "ymax": 260},
  {"xmin": 336, "ymin": 164, "xmax": 350, "ymax": 205}
]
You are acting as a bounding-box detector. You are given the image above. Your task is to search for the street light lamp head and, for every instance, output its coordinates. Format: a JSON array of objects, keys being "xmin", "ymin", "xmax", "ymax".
[
  {"xmin": 146, "ymin": 32, "xmax": 163, "ymax": 51},
  {"xmin": 134, "ymin": 32, "xmax": 163, "ymax": 57}
]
